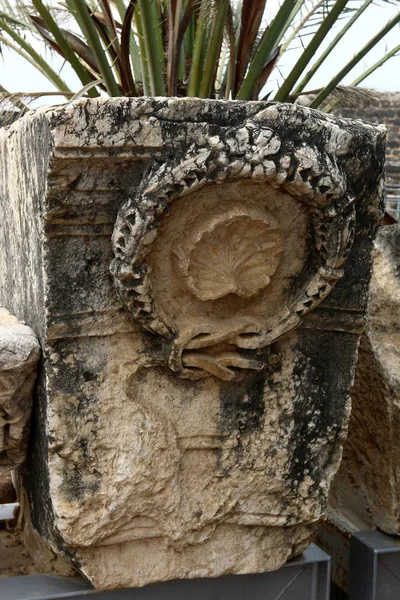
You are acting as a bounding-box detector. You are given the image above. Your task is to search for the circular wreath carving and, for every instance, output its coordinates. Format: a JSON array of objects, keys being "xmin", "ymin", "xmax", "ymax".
[{"xmin": 111, "ymin": 118, "xmax": 355, "ymax": 380}]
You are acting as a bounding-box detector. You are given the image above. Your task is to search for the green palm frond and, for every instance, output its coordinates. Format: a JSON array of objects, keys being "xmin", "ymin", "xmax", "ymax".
[{"xmin": 0, "ymin": 0, "xmax": 398, "ymax": 105}]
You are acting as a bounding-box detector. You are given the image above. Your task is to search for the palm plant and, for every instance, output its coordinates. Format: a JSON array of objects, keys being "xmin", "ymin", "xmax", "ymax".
[{"xmin": 0, "ymin": 0, "xmax": 399, "ymax": 112}]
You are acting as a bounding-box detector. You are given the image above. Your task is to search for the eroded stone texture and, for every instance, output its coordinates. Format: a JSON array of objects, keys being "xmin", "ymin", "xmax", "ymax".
[
  {"xmin": 0, "ymin": 98, "xmax": 385, "ymax": 589},
  {"xmin": 0, "ymin": 309, "xmax": 40, "ymax": 471},
  {"xmin": 329, "ymin": 224, "xmax": 400, "ymax": 534}
]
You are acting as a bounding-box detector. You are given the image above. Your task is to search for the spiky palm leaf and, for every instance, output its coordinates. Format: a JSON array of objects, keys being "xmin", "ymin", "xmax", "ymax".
[{"xmin": 0, "ymin": 0, "xmax": 398, "ymax": 107}]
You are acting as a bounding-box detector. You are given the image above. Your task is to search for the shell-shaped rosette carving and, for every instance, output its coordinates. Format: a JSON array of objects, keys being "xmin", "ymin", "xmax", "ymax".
[{"xmin": 175, "ymin": 211, "xmax": 282, "ymax": 301}]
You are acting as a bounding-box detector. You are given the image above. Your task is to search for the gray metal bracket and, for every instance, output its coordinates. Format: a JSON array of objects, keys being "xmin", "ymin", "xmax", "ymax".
[
  {"xmin": 349, "ymin": 530, "xmax": 400, "ymax": 600},
  {"xmin": 0, "ymin": 543, "xmax": 330, "ymax": 600}
]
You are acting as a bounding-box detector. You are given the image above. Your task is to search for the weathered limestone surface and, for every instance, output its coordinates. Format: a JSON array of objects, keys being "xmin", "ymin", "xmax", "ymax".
[
  {"xmin": 0, "ymin": 309, "xmax": 40, "ymax": 471},
  {"xmin": 330, "ymin": 224, "xmax": 400, "ymax": 534},
  {"xmin": 0, "ymin": 98, "xmax": 385, "ymax": 589}
]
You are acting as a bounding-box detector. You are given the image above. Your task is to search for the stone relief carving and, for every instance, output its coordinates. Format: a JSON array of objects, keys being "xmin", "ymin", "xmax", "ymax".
[
  {"xmin": 111, "ymin": 114, "xmax": 356, "ymax": 381},
  {"xmin": 0, "ymin": 309, "xmax": 40, "ymax": 470},
  {"xmin": 175, "ymin": 205, "xmax": 283, "ymax": 302},
  {"xmin": 0, "ymin": 98, "xmax": 385, "ymax": 590}
]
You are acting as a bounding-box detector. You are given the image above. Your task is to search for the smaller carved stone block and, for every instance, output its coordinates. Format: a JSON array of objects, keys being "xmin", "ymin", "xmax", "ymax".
[{"xmin": 0, "ymin": 309, "xmax": 40, "ymax": 471}]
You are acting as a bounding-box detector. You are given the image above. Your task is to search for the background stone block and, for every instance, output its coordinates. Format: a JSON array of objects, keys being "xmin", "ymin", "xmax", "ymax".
[{"xmin": 330, "ymin": 224, "xmax": 400, "ymax": 534}]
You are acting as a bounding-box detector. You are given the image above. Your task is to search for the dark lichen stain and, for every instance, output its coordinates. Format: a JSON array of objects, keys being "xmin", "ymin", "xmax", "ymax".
[
  {"xmin": 78, "ymin": 437, "xmax": 91, "ymax": 461},
  {"xmin": 215, "ymin": 349, "xmax": 282, "ymax": 474},
  {"xmin": 219, "ymin": 370, "xmax": 267, "ymax": 436},
  {"xmin": 38, "ymin": 342, "xmax": 104, "ymax": 507},
  {"xmin": 62, "ymin": 466, "xmax": 101, "ymax": 503},
  {"xmin": 287, "ymin": 329, "xmax": 358, "ymax": 507},
  {"xmin": 216, "ymin": 370, "xmax": 269, "ymax": 475}
]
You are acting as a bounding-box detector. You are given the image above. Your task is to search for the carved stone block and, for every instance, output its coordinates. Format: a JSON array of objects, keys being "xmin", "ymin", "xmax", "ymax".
[
  {"xmin": 0, "ymin": 309, "xmax": 40, "ymax": 471},
  {"xmin": 0, "ymin": 98, "xmax": 385, "ymax": 589},
  {"xmin": 330, "ymin": 224, "xmax": 400, "ymax": 534}
]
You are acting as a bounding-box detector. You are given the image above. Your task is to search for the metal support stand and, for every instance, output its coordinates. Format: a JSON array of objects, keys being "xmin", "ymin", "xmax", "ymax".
[
  {"xmin": 349, "ymin": 530, "xmax": 400, "ymax": 600},
  {"xmin": 1, "ymin": 543, "xmax": 330, "ymax": 600},
  {"xmin": 316, "ymin": 519, "xmax": 352, "ymax": 594}
]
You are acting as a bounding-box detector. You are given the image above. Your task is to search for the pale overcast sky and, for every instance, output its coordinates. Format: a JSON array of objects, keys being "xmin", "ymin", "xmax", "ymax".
[{"xmin": 0, "ymin": 0, "xmax": 399, "ymax": 107}]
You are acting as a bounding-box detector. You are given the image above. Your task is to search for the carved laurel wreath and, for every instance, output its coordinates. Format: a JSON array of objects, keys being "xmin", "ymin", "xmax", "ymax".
[{"xmin": 111, "ymin": 114, "xmax": 355, "ymax": 379}]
